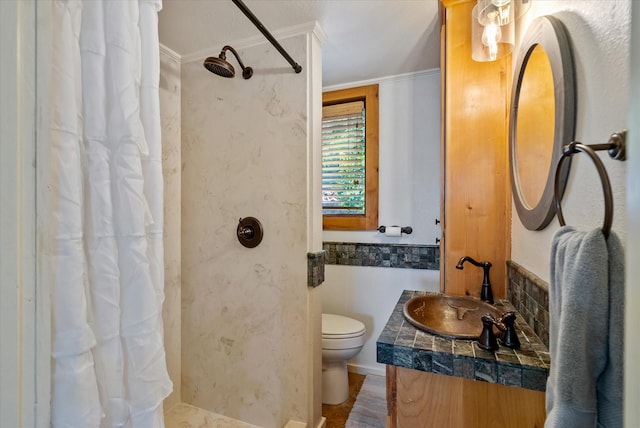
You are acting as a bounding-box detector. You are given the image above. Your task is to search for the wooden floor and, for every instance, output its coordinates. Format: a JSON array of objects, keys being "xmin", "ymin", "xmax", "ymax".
[{"xmin": 322, "ymin": 372, "xmax": 367, "ymax": 428}]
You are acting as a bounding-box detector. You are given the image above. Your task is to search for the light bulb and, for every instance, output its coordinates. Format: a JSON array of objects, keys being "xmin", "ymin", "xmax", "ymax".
[
  {"xmin": 482, "ymin": 21, "xmax": 501, "ymax": 45},
  {"xmin": 482, "ymin": 21, "xmax": 501, "ymax": 61}
]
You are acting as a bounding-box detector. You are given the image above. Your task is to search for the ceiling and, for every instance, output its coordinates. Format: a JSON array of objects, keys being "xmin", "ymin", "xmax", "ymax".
[{"xmin": 158, "ymin": 0, "xmax": 442, "ymax": 87}]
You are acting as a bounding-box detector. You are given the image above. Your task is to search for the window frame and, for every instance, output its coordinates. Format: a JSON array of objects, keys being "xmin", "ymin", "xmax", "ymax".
[{"xmin": 322, "ymin": 84, "xmax": 379, "ymax": 230}]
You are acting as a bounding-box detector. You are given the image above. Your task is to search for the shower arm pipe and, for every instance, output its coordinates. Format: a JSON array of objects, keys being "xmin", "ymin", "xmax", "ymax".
[
  {"xmin": 221, "ymin": 45, "xmax": 251, "ymax": 72},
  {"xmin": 232, "ymin": 0, "xmax": 303, "ymax": 74}
]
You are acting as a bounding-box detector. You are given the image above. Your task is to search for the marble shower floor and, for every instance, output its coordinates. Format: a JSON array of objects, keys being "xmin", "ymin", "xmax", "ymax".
[
  {"xmin": 164, "ymin": 403, "xmax": 261, "ymax": 428},
  {"xmin": 165, "ymin": 372, "xmax": 368, "ymax": 428}
]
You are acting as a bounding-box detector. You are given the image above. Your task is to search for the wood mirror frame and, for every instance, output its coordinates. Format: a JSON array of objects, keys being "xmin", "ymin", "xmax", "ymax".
[{"xmin": 509, "ymin": 15, "xmax": 576, "ymax": 230}]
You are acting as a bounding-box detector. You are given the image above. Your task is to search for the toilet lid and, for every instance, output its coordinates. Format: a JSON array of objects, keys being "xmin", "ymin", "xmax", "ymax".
[{"xmin": 322, "ymin": 313, "xmax": 366, "ymax": 338}]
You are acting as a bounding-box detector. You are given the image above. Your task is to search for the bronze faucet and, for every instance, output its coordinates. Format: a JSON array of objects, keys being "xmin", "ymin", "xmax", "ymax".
[{"xmin": 455, "ymin": 256, "xmax": 494, "ymax": 304}]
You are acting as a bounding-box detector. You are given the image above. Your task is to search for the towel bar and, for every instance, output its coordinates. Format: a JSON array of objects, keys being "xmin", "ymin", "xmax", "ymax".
[{"xmin": 553, "ymin": 130, "xmax": 626, "ymax": 238}]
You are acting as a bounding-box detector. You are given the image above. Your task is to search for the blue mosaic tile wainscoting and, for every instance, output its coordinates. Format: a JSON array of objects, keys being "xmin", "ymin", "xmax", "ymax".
[{"xmin": 323, "ymin": 242, "xmax": 439, "ymax": 270}]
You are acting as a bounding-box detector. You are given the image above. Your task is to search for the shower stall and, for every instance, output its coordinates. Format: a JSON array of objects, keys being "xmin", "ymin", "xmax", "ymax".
[{"xmin": 159, "ymin": 18, "xmax": 327, "ymax": 428}]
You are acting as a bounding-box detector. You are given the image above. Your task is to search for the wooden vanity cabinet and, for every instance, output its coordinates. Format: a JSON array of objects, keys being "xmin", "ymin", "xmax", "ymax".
[
  {"xmin": 385, "ymin": 365, "xmax": 546, "ymax": 428},
  {"xmin": 439, "ymin": 0, "xmax": 511, "ymax": 299}
]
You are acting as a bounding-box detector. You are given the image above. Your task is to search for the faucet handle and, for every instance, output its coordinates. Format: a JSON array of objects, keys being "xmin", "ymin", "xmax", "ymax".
[
  {"xmin": 477, "ymin": 314, "xmax": 499, "ymax": 351},
  {"xmin": 498, "ymin": 311, "xmax": 516, "ymax": 324},
  {"xmin": 497, "ymin": 311, "xmax": 520, "ymax": 349}
]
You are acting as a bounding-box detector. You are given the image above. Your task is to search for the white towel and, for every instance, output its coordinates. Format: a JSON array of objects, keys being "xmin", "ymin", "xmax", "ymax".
[{"xmin": 546, "ymin": 226, "xmax": 609, "ymax": 428}]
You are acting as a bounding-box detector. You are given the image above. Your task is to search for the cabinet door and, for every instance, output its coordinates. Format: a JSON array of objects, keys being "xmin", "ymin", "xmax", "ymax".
[{"xmin": 388, "ymin": 366, "xmax": 546, "ymax": 428}]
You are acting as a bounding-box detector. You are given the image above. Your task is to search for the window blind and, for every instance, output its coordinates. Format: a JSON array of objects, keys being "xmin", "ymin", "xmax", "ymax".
[{"xmin": 322, "ymin": 100, "xmax": 366, "ymax": 215}]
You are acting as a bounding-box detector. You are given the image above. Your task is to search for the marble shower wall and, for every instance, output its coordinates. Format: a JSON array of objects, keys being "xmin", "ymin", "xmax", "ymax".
[
  {"xmin": 181, "ymin": 34, "xmax": 314, "ymax": 427},
  {"xmin": 160, "ymin": 49, "xmax": 182, "ymax": 410}
]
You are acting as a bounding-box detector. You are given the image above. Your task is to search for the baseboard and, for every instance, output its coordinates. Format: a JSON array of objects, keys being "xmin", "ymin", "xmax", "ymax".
[
  {"xmin": 315, "ymin": 416, "xmax": 327, "ymax": 428},
  {"xmin": 347, "ymin": 363, "xmax": 386, "ymax": 377}
]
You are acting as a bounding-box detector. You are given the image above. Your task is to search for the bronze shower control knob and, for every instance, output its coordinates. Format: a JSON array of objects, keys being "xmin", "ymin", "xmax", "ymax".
[{"xmin": 237, "ymin": 217, "xmax": 263, "ymax": 248}]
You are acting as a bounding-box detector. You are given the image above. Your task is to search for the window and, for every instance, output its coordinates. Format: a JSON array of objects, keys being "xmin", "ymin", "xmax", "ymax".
[{"xmin": 322, "ymin": 84, "xmax": 379, "ymax": 230}]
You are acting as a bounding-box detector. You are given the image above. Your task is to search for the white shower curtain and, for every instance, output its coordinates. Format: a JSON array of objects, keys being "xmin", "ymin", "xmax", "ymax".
[{"xmin": 49, "ymin": 1, "xmax": 172, "ymax": 426}]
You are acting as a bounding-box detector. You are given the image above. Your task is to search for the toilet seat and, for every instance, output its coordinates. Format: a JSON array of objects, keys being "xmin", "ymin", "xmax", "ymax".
[
  {"xmin": 322, "ymin": 314, "xmax": 365, "ymax": 338},
  {"xmin": 322, "ymin": 314, "xmax": 365, "ymax": 350}
]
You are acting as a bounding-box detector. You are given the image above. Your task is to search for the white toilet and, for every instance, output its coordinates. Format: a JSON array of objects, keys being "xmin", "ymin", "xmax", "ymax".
[{"xmin": 321, "ymin": 313, "xmax": 366, "ymax": 405}]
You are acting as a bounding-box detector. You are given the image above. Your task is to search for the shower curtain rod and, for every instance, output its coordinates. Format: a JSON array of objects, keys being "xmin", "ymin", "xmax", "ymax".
[{"xmin": 232, "ymin": 0, "xmax": 303, "ymax": 74}]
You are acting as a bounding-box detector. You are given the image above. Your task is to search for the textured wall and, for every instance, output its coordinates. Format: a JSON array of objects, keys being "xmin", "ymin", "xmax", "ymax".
[
  {"xmin": 624, "ymin": 5, "xmax": 640, "ymax": 423},
  {"xmin": 180, "ymin": 34, "xmax": 314, "ymax": 427},
  {"xmin": 160, "ymin": 48, "xmax": 182, "ymax": 410},
  {"xmin": 511, "ymin": 0, "xmax": 631, "ymax": 281}
]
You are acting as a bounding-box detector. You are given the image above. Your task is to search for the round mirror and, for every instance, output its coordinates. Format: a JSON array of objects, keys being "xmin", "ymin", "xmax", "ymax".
[{"xmin": 509, "ymin": 15, "xmax": 576, "ymax": 230}]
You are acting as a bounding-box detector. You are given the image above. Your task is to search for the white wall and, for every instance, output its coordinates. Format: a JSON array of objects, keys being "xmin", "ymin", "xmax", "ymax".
[
  {"xmin": 511, "ymin": 0, "xmax": 631, "ymax": 282},
  {"xmin": 322, "ymin": 266, "xmax": 439, "ymax": 376},
  {"xmin": 321, "ymin": 70, "xmax": 441, "ymax": 376}
]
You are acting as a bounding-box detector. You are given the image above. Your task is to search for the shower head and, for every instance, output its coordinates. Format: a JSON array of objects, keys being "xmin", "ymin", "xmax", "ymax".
[
  {"xmin": 203, "ymin": 56, "xmax": 235, "ymax": 78},
  {"xmin": 203, "ymin": 45, "xmax": 253, "ymax": 79}
]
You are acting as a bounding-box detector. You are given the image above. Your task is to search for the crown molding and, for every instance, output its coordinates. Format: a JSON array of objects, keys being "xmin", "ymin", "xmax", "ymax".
[
  {"xmin": 159, "ymin": 43, "xmax": 181, "ymax": 63},
  {"xmin": 323, "ymin": 68, "xmax": 441, "ymax": 92}
]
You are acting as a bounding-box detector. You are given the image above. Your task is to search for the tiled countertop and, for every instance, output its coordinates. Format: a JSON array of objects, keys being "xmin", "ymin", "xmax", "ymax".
[{"xmin": 377, "ymin": 290, "xmax": 550, "ymax": 392}]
